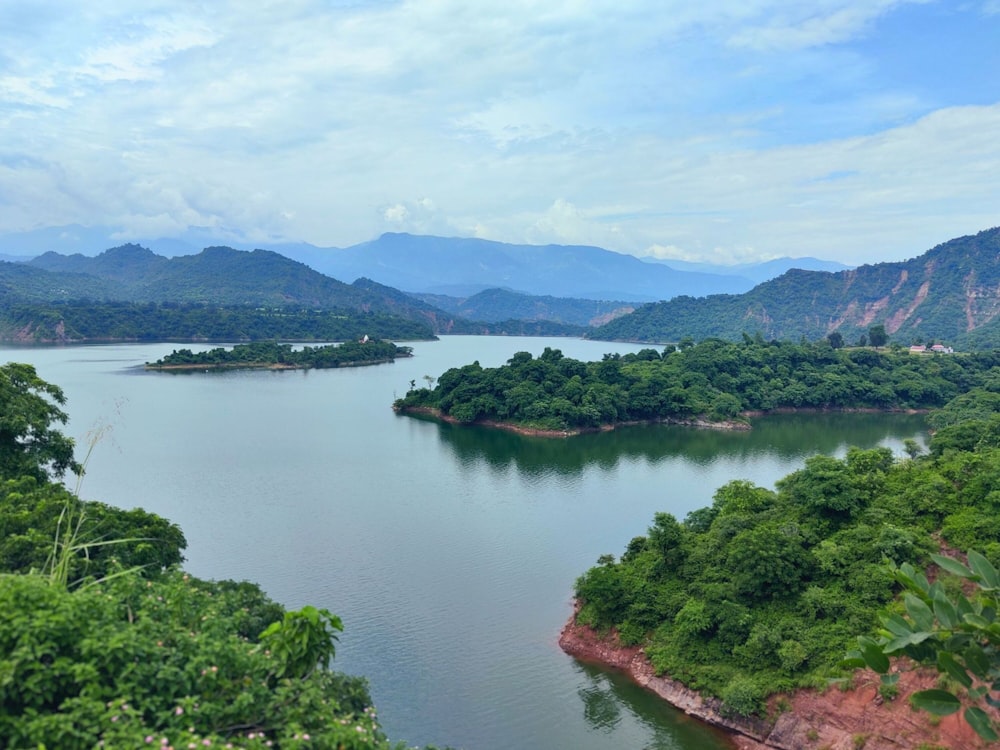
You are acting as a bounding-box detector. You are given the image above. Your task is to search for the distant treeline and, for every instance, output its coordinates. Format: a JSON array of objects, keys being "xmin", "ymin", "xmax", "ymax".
[
  {"xmin": 0, "ymin": 301, "xmax": 435, "ymax": 343},
  {"xmin": 394, "ymin": 339, "xmax": 1000, "ymax": 431},
  {"xmin": 148, "ymin": 339, "xmax": 411, "ymax": 370}
]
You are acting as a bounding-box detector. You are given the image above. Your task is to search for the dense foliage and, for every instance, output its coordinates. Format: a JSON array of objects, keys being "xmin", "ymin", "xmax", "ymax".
[
  {"xmin": 0, "ymin": 475, "xmax": 186, "ymax": 582},
  {"xmin": 148, "ymin": 339, "xmax": 411, "ymax": 370},
  {"xmin": 570, "ymin": 385, "xmax": 1000, "ymax": 719},
  {"xmin": 395, "ymin": 339, "xmax": 999, "ymax": 431},
  {"xmin": 0, "ymin": 363, "xmax": 81, "ymax": 481},
  {"xmin": 0, "ymin": 570, "xmax": 405, "ymax": 749},
  {"xmin": 588, "ymin": 226, "xmax": 1000, "ymax": 348},
  {"xmin": 0, "ymin": 363, "xmax": 445, "ymax": 749},
  {"xmin": 0, "ymin": 302, "xmax": 435, "ymax": 343}
]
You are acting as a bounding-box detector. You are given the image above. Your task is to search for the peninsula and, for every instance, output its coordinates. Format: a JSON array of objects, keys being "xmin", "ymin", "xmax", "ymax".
[{"xmin": 392, "ymin": 340, "xmax": 987, "ymax": 435}]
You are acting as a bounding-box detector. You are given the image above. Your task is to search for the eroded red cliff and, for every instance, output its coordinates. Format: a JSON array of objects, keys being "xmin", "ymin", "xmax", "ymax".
[{"xmin": 559, "ymin": 609, "xmax": 993, "ymax": 750}]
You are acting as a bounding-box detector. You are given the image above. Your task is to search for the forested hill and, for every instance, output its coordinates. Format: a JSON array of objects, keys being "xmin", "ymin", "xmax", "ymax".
[
  {"xmin": 28, "ymin": 244, "xmax": 373, "ymax": 308},
  {"xmin": 3, "ymin": 245, "xmax": 588, "ymax": 341},
  {"xmin": 409, "ymin": 287, "xmax": 636, "ymax": 327},
  {"xmin": 589, "ymin": 227, "xmax": 1000, "ymax": 348},
  {"xmin": 17, "ymin": 244, "xmax": 469, "ymax": 334}
]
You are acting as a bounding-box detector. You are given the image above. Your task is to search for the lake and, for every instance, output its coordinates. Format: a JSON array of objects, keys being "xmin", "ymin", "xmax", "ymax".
[{"xmin": 1, "ymin": 336, "xmax": 929, "ymax": 750}]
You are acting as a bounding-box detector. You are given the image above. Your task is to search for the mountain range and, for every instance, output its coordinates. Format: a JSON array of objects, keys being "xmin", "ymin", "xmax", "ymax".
[
  {"xmin": 3, "ymin": 227, "xmax": 999, "ymax": 349},
  {"xmin": 0, "ymin": 226, "xmax": 850, "ymax": 302},
  {"xmin": 590, "ymin": 226, "xmax": 1000, "ymax": 349}
]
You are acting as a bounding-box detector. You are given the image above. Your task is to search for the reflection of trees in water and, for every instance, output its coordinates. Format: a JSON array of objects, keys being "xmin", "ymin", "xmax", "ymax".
[
  {"xmin": 579, "ymin": 681, "xmax": 622, "ymax": 731},
  {"xmin": 573, "ymin": 662, "xmax": 736, "ymax": 749},
  {"xmin": 426, "ymin": 413, "xmax": 928, "ymax": 480}
]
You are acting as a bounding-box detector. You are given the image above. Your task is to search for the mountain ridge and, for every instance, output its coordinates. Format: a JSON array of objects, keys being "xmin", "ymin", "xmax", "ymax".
[
  {"xmin": 589, "ymin": 226, "xmax": 1000, "ymax": 348},
  {"xmin": 2, "ymin": 226, "xmax": 851, "ymax": 302}
]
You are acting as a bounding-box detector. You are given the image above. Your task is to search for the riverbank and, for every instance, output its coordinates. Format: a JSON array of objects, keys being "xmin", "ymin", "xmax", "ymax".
[
  {"xmin": 146, "ymin": 357, "xmax": 398, "ymax": 372},
  {"xmin": 392, "ymin": 405, "xmax": 751, "ymax": 437},
  {"xmin": 559, "ymin": 608, "xmax": 989, "ymax": 750}
]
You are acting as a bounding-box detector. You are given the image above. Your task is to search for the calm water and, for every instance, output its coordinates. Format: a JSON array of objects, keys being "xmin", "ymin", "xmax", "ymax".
[{"xmin": 2, "ymin": 336, "xmax": 928, "ymax": 750}]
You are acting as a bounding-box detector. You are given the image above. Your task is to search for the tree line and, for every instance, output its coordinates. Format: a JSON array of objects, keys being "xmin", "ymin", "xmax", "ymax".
[
  {"xmin": 0, "ymin": 301, "xmax": 436, "ymax": 343},
  {"xmin": 394, "ymin": 338, "xmax": 998, "ymax": 431},
  {"xmin": 148, "ymin": 339, "xmax": 411, "ymax": 370}
]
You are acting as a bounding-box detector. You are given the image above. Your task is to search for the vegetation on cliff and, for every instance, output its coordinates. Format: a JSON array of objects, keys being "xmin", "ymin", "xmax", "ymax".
[
  {"xmin": 394, "ymin": 338, "xmax": 1000, "ymax": 432},
  {"xmin": 569, "ymin": 380, "xmax": 1000, "ymax": 724},
  {"xmin": 147, "ymin": 339, "xmax": 412, "ymax": 371},
  {"xmin": 0, "ymin": 362, "xmax": 446, "ymax": 749}
]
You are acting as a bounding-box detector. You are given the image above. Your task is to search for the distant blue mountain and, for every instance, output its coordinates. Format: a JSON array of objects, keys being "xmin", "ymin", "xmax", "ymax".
[
  {"xmin": 273, "ymin": 233, "xmax": 754, "ymax": 302},
  {"xmin": 647, "ymin": 256, "xmax": 852, "ymax": 284},
  {"xmin": 1, "ymin": 226, "xmax": 848, "ymax": 303}
]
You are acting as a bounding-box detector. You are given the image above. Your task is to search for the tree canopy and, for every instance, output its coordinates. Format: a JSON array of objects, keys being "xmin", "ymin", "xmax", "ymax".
[
  {"xmin": 395, "ymin": 339, "xmax": 999, "ymax": 432},
  {"xmin": 570, "ymin": 383, "xmax": 1000, "ymax": 723},
  {"xmin": 0, "ymin": 363, "xmax": 80, "ymax": 481}
]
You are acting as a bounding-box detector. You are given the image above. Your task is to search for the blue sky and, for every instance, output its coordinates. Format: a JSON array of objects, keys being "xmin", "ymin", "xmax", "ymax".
[{"xmin": 1, "ymin": 0, "xmax": 998, "ymax": 265}]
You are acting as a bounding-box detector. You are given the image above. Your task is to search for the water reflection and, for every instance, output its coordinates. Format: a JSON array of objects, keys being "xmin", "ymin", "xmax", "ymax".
[
  {"xmin": 574, "ymin": 662, "xmax": 737, "ymax": 749},
  {"xmin": 424, "ymin": 412, "xmax": 929, "ymax": 479}
]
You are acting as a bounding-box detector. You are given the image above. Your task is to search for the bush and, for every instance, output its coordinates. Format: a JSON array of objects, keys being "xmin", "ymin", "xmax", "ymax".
[
  {"xmin": 720, "ymin": 675, "xmax": 766, "ymax": 718},
  {"xmin": 0, "ymin": 571, "xmax": 394, "ymax": 749}
]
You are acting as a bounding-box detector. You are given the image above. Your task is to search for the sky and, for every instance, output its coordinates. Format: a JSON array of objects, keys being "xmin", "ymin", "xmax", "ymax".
[{"xmin": 1, "ymin": 1, "xmax": 999, "ymax": 266}]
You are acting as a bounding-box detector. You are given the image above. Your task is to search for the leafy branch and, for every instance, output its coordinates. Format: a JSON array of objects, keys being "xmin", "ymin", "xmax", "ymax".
[{"xmin": 847, "ymin": 551, "xmax": 1000, "ymax": 741}]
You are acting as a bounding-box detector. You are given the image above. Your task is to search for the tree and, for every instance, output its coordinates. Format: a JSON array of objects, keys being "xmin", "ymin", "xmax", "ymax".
[
  {"xmin": 826, "ymin": 331, "xmax": 845, "ymax": 349},
  {"xmin": 869, "ymin": 324, "xmax": 889, "ymax": 349},
  {"xmin": 0, "ymin": 363, "xmax": 80, "ymax": 481},
  {"xmin": 848, "ymin": 551, "xmax": 1000, "ymax": 741}
]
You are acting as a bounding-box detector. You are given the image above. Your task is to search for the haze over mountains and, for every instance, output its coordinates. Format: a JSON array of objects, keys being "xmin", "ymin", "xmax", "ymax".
[
  {"xmin": 3, "ymin": 226, "xmax": 999, "ymax": 349},
  {"xmin": 0, "ymin": 226, "xmax": 848, "ymax": 302}
]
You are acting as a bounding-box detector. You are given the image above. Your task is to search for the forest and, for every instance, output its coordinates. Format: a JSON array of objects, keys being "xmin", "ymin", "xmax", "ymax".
[
  {"xmin": 147, "ymin": 339, "xmax": 411, "ymax": 370},
  {"xmin": 0, "ymin": 301, "xmax": 436, "ymax": 343},
  {"xmin": 569, "ymin": 382, "xmax": 1000, "ymax": 733},
  {"xmin": 0, "ymin": 362, "xmax": 446, "ymax": 748},
  {"xmin": 394, "ymin": 338, "xmax": 1000, "ymax": 432}
]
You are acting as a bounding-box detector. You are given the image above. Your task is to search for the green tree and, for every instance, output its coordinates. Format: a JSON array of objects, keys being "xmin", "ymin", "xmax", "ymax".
[
  {"xmin": 869, "ymin": 324, "xmax": 889, "ymax": 348},
  {"xmin": 0, "ymin": 363, "xmax": 80, "ymax": 481},
  {"xmin": 826, "ymin": 331, "xmax": 845, "ymax": 349}
]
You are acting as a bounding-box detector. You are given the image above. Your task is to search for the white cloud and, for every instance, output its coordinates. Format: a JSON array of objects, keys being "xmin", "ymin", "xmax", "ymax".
[
  {"xmin": 728, "ymin": 1, "xmax": 926, "ymax": 51},
  {"xmin": 0, "ymin": 0, "xmax": 997, "ymax": 266},
  {"xmin": 383, "ymin": 204, "xmax": 408, "ymax": 223}
]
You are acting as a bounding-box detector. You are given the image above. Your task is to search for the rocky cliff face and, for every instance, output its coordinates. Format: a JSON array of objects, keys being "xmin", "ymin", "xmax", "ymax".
[{"xmin": 559, "ymin": 610, "xmax": 992, "ymax": 750}]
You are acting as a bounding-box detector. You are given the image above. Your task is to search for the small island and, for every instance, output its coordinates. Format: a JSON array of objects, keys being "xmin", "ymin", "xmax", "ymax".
[{"xmin": 146, "ymin": 338, "xmax": 412, "ymax": 371}]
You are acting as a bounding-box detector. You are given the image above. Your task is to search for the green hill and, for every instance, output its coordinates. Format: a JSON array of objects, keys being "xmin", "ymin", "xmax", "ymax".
[{"xmin": 590, "ymin": 227, "xmax": 1000, "ymax": 348}]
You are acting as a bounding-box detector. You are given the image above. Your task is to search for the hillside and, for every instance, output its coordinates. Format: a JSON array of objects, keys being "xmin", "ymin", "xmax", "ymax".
[
  {"xmin": 590, "ymin": 227, "xmax": 1000, "ymax": 347},
  {"xmin": 20, "ymin": 245, "xmax": 466, "ymax": 334},
  {"xmin": 652, "ymin": 256, "xmax": 851, "ymax": 284},
  {"xmin": 410, "ymin": 288, "xmax": 635, "ymax": 327},
  {"xmin": 0, "ymin": 261, "xmax": 120, "ymax": 303}
]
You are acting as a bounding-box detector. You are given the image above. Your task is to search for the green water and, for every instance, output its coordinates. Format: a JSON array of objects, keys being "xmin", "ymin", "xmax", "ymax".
[{"xmin": 2, "ymin": 336, "xmax": 928, "ymax": 750}]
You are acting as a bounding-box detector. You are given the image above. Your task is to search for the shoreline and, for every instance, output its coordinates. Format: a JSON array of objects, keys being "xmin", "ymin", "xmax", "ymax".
[
  {"xmin": 392, "ymin": 405, "xmax": 752, "ymax": 437},
  {"xmin": 392, "ymin": 405, "xmax": 928, "ymax": 437},
  {"xmin": 146, "ymin": 356, "xmax": 400, "ymax": 371},
  {"xmin": 558, "ymin": 605, "xmax": 987, "ymax": 750}
]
